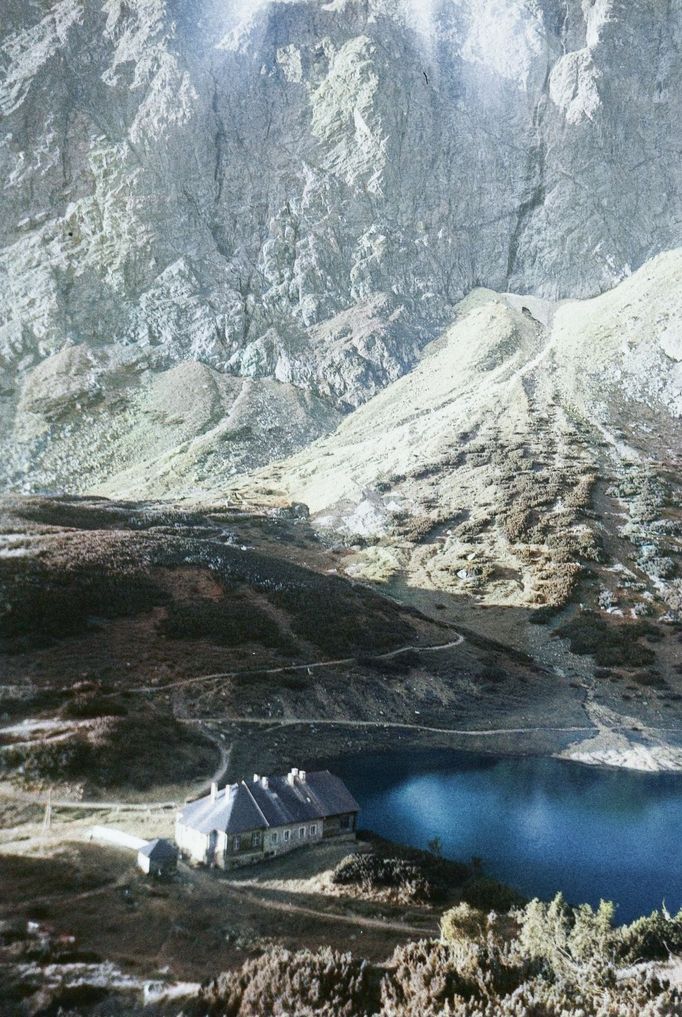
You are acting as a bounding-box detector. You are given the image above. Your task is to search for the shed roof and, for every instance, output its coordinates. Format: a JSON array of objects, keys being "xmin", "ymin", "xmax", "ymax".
[
  {"xmin": 179, "ymin": 770, "xmax": 358, "ymax": 836},
  {"xmin": 138, "ymin": 838, "xmax": 178, "ymax": 860}
]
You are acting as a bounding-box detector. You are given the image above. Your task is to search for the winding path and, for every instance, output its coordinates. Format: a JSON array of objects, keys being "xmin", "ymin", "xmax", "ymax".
[
  {"xmin": 2, "ymin": 639, "xmax": 468, "ymax": 811},
  {"xmin": 221, "ymin": 881, "xmax": 437, "ymax": 938},
  {"xmin": 9, "ymin": 714, "xmax": 682, "ymax": 813},
  {"xmin": 132, "ymin": 637, "xmax": 466, "ymax": 694},
  {"xmin": 16, "ymin": 627, "xmax": 676, "ymax": 813},
  {"xmin": 185, "ymin": 716, "xmax": 597, "ymax": 738}
]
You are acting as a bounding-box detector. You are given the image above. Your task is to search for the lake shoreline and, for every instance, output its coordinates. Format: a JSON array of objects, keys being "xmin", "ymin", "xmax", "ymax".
[
  {"xmin": 224, "ymin": 716, "xmax": 682, "ymax": 783},
  {"xmin": 312, "ymin": 744, "xmax": 682, "ymax": 923}
]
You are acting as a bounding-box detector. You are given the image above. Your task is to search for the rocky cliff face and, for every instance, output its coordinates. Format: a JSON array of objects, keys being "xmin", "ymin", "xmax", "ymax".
[{"xmin": 1, "ymin": 0, "xmax": 680, "ymax": 493}]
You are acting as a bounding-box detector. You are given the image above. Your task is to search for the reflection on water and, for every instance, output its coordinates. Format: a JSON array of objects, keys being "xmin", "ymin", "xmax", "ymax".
[{"xmin": 327, "ymin": 749, "xmax": 682, "ymax": 923}]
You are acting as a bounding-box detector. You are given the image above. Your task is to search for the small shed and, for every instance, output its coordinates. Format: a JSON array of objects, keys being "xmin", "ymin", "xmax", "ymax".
[{"xmin": 137, "ymin": 839, "xmax": 178, "ymax": 877}]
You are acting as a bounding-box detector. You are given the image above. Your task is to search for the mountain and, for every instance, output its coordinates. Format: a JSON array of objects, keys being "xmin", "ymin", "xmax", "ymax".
[
  {"xmin": 0, "ymin": 1, "xmax": 681, "ymax": 775},
  {"xmin": 3, "ymin": 5, "xmax": 682, "ymax": 1012},
  {"xmin": 1, "ymin": 0, "xmax": 681, "ymax": 493},
  {"xmin": 237, "ymin": 250, "xmax": 682, "ymax": 621}
]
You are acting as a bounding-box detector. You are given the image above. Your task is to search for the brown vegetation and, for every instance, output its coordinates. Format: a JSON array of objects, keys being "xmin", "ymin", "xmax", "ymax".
[
  {"xmin": 1, "ymin": 706, "xmax": 215, "ymax": 790},
  {"xmin": 332, "ymin": 853, "xmax": 435, "ymax": 903},
  {"xmin": 198, "ymin": 895, "xmax": 682, "ymax": 1017},
  {"xmin": 556, "ymin": 612, "xmax": 658, "ymax": 667}
]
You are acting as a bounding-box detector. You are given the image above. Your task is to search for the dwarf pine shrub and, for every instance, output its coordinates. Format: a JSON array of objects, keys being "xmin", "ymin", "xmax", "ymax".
[{"xmin": 200, "ymin": 895, "xmax": 682, "ymax": 1017}]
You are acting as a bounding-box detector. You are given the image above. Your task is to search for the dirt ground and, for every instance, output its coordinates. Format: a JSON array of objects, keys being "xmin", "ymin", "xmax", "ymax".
[{"xmin": 0, "ymin": 830, "xmax": 439, "ymax": 985}]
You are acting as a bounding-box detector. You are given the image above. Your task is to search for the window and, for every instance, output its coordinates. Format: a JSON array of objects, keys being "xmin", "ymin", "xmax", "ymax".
[
  {"xmin": 251, "ymin": 831, "xmax": 262, "ymax": 848},
  {"xmin": 284, "ymin": 830, "xmax": 290, "ymax": 842},
  {"xmin": 233, "ymin": 836, "xmax": 241, "ymax": 851},
  {"xmin": 309, "ymin": 824, "xmax": 317, "ymax": 836},
  {"xmin": 299, "ymin": 827, "xmax": 306, "ymax": 839},
  {"xmin": 271, "ymin": 831, "xmax": 278, "ymax": 845},
  {"xmin": 340, "ymin": 815, "xmax": 351, "ymax": 830}
]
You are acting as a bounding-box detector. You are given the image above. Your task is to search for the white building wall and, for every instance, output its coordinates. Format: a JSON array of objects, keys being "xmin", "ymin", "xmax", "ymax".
[
  {"xmin": 177, "ymin": 814, "xmax": 355, "ymax": 868},
  {"xmin": 137, "ymin": 851, "xmax": 151, "ymax": 874},
  {"xmin": 175, "ymin": 818, "xmax": 210, "ymax": 864}
]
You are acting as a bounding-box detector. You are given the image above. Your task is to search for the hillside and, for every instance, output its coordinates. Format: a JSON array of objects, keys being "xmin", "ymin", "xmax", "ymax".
[
  {"xmin": 2, "ymin": 495, "xmax": 557, "ymax": 794},
  {"xmin": 225, "ymin": 251, "xmax": 682, "ymax": 769},
  {"xmin": 237, "ymin": 250, "xmax": 681, "ymax": 618}
]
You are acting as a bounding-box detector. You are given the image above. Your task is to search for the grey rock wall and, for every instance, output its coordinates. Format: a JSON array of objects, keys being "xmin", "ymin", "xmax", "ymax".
[{"xmin": 1, "ymin": 0, "xmax": 680, "ymax": 492}]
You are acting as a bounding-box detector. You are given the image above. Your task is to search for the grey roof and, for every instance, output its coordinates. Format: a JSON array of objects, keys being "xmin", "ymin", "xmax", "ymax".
[
  {"xmin": 179, "ymin": 770, "xmax": 359, "ymax": 836},
  {"xmin": 179, "ymin": 782, "xmax": 266, "ymax": 836},
  {"xmin": 139, "ymin": 838, "xmax": 178, "ymax": 860}
]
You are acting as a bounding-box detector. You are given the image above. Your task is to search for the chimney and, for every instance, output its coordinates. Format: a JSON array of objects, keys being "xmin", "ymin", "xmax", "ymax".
[
  {"xmin": 253, "ymin": 774, "xmax": 260, "ymax": 783},
  {"xmin": 261, "ymin": 776, "xmax": 269, "ymax": 789},
  {"xmin": 210, "ymin": 782, "xmax": 218, "ymax": 802},
  {"xmin": 299, "ymin": 771, "xmax": 307, "ymax": 783},
  {"xmin": 287, "ymin": 767, "xmax": 299, "ymax": 786}
]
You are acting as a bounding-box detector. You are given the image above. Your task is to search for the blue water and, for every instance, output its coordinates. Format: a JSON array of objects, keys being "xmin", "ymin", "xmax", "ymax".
[{"xmin": 327, "ymin": 749, "xmax": 682, "ymax": 923}]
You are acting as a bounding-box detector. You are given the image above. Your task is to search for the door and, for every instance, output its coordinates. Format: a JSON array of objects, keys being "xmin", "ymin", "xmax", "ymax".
[{"xmin": 208, "ymin": 830, "xmax": 218, "ymax": 866}]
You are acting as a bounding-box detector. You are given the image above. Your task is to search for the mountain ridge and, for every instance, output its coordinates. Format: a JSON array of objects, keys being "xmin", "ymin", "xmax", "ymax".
[{"xmin": 232, "ymin": 249, "xmax": 681, "ymax": 622}]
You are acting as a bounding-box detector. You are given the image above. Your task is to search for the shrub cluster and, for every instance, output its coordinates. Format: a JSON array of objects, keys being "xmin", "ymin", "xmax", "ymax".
[
  {"xmin": 159, "ymin": 597, "xmax": 294, "ymax": 651},
  {"xmin": 1, "ymin": 712, "xmax": 215, "ymax": 790},
  {"xmin": 200, "ymin": 897, "xmax": 682, "ymax": 1016},
  {"xmin": 459, "ymin": 875, "xmax": 524, "ymax": 912},
  {"xmin": 332, "ymin": 853, "xmax": 434, "ymax": 902},
  {"xmin": 0, "ymin": 559, "xmax": 168, "ymax": 650},
  {"xmin": 199, "ymin": 947, "xmax": 371, "ymax": 1017},
  {"xmin": 556, "ymin": 612, "xmax": 657, "ymax": 667},
  {"xmin": 619, "ymin": 906, "xmax": 682, "ymax": 962},
  {"xmin": 268, "ymin": 582, "xmax": 416, "ymax": 657},
  {"xmin": 60, "ymin": 691, "xmax": 128, "ymax": 719}
]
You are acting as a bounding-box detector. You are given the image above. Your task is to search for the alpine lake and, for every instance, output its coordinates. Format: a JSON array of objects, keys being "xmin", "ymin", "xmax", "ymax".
[{"xmin": 327, "ymin": 749, "xmax": 682, "ymax": 923}]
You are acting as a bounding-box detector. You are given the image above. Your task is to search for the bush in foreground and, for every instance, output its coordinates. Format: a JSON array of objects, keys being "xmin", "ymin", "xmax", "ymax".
[
  {"xmin": 619, "ymin": 906, "xmax": 682, "ymax": 962},
  {"xmin": 199, "ymin": 947, "xmax": 372, "ymax": 1017},
  {"xmin": 459, "ymin": 875, "xmax": 525, "ymax": 912},
  {"xmin": 200, "ymin": 895, "xmax": 682, "ymax": 1017}
]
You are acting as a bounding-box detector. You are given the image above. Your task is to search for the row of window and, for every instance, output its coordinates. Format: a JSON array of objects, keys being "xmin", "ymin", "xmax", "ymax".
[
  {"xmin": 232, "ymin": 824, "xmax": 318, "ymax": 852},
  {"xmin": 273, "ymin": 824, "xmax": 317, "ymax": 845}
]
